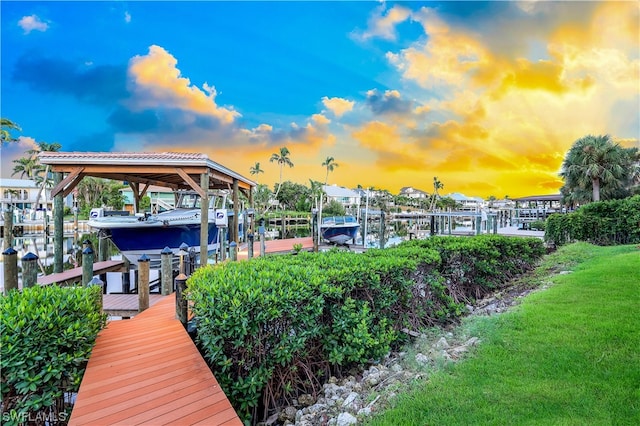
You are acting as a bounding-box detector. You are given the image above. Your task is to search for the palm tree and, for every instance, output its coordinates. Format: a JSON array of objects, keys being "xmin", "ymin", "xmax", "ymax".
[
  {"xmin": 560, "ymin": 134, "xmax": 636, "ymax": 203},
  {"xmin": 429, "ymin": 177, "xmax": 444, "ymax": 210},
  {"xmin": 1, "ymin": 118, "xmax": 21, "ymax": 145},
  {"xmin": 321, "ymin": 156, "xmax": 339, "ymax": 184},
  {"xmin": 12, "ymin": 156, "xmax": 38, "ymax": 179},
  {"xmin": 308, "ymin": 179, "xmax": 324, "ymax": 210},
  {"xmin": 266, "ymin": 147, "xmax": 293, "ymax": 212},
  {"xmin": 29, "ymin": 141, "xmax": 62, "ymax": 209},
  {"xmin": 249, "ymin": 162, "xmax": 264, "ymax": 183}
]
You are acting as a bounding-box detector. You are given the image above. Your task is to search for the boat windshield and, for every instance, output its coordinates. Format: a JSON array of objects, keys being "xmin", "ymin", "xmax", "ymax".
[
  {"xmin": 322, "ymin": 216, "xmax": 357, "ymax": 225},
  {"xmin": 176, "ymin": 193, "xmax": 222, "ymax": 209},
  {"xmin": 177, "ymin": 194, "xmax": 200, "ymax": 209}
]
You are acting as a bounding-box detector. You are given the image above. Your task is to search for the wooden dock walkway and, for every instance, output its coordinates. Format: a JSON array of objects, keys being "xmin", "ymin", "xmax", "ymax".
[
  {"xmin": 69, "ymin": 294, "xmax": 242, "ymax": 426},
  {"xmin": 237, "ymin": 236, "xmax": 314, "ymax": 260},
  {"xmin": 102, "ymin": 293, "xmax": 166, "ymax": 317},
  {"xmin": 37, "ymin": 260, "xmax": 126, "ymax": 286}
]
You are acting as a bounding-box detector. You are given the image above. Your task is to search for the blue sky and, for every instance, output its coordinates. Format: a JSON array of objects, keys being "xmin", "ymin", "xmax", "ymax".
[{"xmin": 2, "ymin": 1, "xmax": 639, "ymax": 198}]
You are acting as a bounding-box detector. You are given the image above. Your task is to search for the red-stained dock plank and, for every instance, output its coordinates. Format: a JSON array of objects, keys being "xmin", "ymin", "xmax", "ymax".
[{"xmin": 69, "ymin": 294, "xmax": 242, "ymax": 426}]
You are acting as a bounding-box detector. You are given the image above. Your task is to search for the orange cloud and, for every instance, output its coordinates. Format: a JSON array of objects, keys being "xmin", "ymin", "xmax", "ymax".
[
  {"xmin": 128, "ymin": 45, "xmax": 239, "ymax": 124},
  {"xmin": 322, "ymin": 97, "xmax": 354, "ymax": 117}
]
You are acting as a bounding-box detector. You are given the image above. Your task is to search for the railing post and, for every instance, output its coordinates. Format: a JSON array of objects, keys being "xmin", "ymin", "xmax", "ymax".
[
  {"xmin": 138, "ymin": 254, "xmax": 150, "ymax": 312},
  {"xmin": 82, "ymin": 246, "xmax": 94, "ymax": 286},
  {"xmin": 175, "ymin": 273, "xmax": 188, "ymax": 328},
  {"xmin": 89, "ymin": 277, "xmax": 104, "ymax": 313},
  {"xmin": 3, "ymin": 248, "xmax": 18, "ymax": 294},
  {"xmin": 160, "ymin": 246, "xmax": 173, "ymax": 295},
  {"xmin": 22, "ymin": 252, "xmax": 39, "ymax": 288}
]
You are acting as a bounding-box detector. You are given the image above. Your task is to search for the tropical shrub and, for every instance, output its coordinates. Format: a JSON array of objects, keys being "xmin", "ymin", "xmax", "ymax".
[
  {"xmin": 1, "ymin": 286, "xmax": 106, "ymax": 425},
  {"xmin": 187, "ymin": 235, "xmax": 545, "ymax": 423},
  {"xmin": 546, "ymin": 196, "xmax": 640, "ymax": 246},
  {"xmin": 399, "ymin": 235, "xmax": 546, "ymax": 302}
]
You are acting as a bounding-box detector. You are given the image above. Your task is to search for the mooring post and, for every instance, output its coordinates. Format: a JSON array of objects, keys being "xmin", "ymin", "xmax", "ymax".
[
  {"xmin": 247, "ymin": 232, "xmax": 254, "ymax": 259},
  {"xmin": 175, "ymin": 273, "xmax": 188, "ymax": 328},
  {"xmin": 259, "ymin": 226, "xmax": 265, "ymax": 257},
  {"xmin": 22, "ymin": 252, "xmax": 39, "ymax": 288},
  {"xmin": 89, "ymin": 277, "xmax": 104, "ymax": 313},
  {"xmin": 160, "ymin": 246, "xmax": 173, "ymax": 295},
  {"xmin": 379, "ymin": 210, "xmax": 386, "ymax": 248},
  {"xmin": 3, "ymin": 208, "xmax": 13, "ymax": 251},
  {"xmin": 82, "ymin": 246, "xmax": 94, "ymax": 286},
  {"xmin": 3, "ymin": 247, "xmax": 18, "ymax": 294},
  {"xmin": 138, "ymin": 254, "xmax": 150, "ymax": 312},
  {"xmin": 99, "ymin": 234, "xmax": 109, "ymax": 285},
  {"xmin": 220, "ymin": 228, "xmax": 227, "ymax": 261},
  {"xmin": 53, "ymin": 172, "xmax": 64, "ymax": 274},
  {"xmin": 229, "ymin": 241, "xmax": 237, "ymax": 261}
]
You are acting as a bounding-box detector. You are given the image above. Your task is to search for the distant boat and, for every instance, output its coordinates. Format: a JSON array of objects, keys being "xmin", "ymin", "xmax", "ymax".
[
  {"xmin": 88, "ymin": 191, "xmax": 243, "ymax": 265},
  {"xmin": 320, "ymin": 216, "xmax": 360, "ymax": 245}
]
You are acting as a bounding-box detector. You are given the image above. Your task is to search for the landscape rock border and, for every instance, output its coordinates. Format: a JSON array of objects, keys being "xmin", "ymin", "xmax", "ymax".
[{"xmin": 264, "ymin": 278, "xmax": 554, "ymax": 426}]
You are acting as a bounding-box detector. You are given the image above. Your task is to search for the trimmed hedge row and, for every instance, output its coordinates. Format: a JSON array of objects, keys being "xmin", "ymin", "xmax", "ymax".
[
  {"xmin": 1, "ymin": 286, "xmax": 106, "ymax": 425},
  {"xmin": 187, "ymin": 235, "xmax": 545, "ymax": 423},
  {"xmin": 546, "ymin": 196, "xmax": 640, "ymax": 246}
]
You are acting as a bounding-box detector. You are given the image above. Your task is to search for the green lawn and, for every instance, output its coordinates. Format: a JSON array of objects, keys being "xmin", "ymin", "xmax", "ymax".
[{"xmin": 368, "ymin": 243, "xmax": 640, "ymax": 425}]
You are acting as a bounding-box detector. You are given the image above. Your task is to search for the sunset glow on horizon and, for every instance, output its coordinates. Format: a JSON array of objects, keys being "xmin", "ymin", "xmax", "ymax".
[{"xmin": 2, "ymin": 1, "xmax": 638, "ymax": 198}]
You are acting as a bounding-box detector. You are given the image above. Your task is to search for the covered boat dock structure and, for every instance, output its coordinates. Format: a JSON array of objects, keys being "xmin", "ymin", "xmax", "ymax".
[
  {"xmin": 39, "ymin": 151, "xmax": 256, "ymax": 271},
  {"xmin": 510, "ymin": 194, "xmax": 565, "ymax": 228}
]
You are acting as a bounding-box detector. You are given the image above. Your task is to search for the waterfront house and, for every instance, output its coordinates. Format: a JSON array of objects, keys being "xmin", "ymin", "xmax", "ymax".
[{"xmin": 0, "ymin": 178, "xmax": 54, "ymax": 220}]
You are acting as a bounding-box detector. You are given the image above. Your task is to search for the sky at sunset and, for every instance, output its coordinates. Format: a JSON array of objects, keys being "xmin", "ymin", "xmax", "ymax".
[{"xmin": 1, "ymin": 1, "xmax": 638, "ymax": 199}]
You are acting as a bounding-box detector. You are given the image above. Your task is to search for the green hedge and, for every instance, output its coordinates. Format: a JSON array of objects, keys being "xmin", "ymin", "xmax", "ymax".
[
  {"xmin": 546, "ymin": 196, "xmax": 640, "ymax": 246},
  {"xmin": 1, "ymin": 286, "xmax": 106, "ymax": 425},
  {"xmin": 187, "ymin": 235, "xmax": 545, "ymax": 423}
]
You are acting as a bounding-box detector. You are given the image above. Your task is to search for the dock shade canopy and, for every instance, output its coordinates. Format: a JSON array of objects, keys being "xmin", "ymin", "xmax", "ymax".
[
  {"xmin": 38, "ymin": 151, "xmax": 255, "ymax": 199},
  {"xmin": 39, "ymin": 151, "xmax": 256, "ymax": 269}
]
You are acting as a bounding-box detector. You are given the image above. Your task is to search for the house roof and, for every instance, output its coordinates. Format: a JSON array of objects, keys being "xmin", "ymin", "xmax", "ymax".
[
  {"xmin": 511, "ymin": 194, "xmax": 562, "ymax": 202},
  {"xmin": 0, "ymin": 178, "xmax": 39, "ymax": 189},
  {"xmin": 399, "ymin": 186, "xmax": 428, "ymax": 195},
  {"xmin": 38, "ymin": 151, "xmax": 256, "ymax": 198},
  {"xmin": 445, "ymin": 192, "xmax": 485, "ymax": 202},
  {"xmin": 323, "ymin": 184, "xmax": 361, "ymax": 198}
]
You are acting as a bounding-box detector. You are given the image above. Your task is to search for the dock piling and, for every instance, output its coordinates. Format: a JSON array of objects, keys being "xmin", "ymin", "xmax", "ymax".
[
  {"xmin": 247, "ymin": 233, "xmax": 254, "ymax": 259},
  {"xmin": 175, "ymin": 274, "xmax": 188, "ymax": 328},
  {"xmin": 229, "ymin": 241, "xmax": 237, "ymax": 261},
  {"xmin": 82, "ymin": 246, "xmax": 94, "ymax": 286},
  {"xmin": 3, "ymin": 209, "xmax": 13, "ymax": 251},
  {"xmin": 138, "ymin": 254, "xmax": 150, "ymax": 312},
  {"xmin": 160, "ymin": 247, "xmax": 173, "ymax": 295},
  {"xmin": 3, "ymin": 248, "xmax": 18, "ymax": 294},
  {"xmin": 22, "ymin": 252, "xmax": 39, "ymax": 288}
]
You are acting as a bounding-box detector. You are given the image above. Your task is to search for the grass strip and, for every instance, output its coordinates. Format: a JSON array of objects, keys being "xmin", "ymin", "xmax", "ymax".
[{"xmin": 368, "ymin": 243, "xmax": 640, "ymax": 425}]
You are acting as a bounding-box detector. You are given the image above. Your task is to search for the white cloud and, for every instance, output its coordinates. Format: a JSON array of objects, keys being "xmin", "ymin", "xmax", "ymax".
[
  {"xmin": 18, "ymin": 15, "xmax": 49, "ymax": 34},
  {"xmin": 124, "ymin": 11, "xmax": 132, "ymax": 23},
  {"xmin": 353, "ymin": 4, "xmax": 411, "ymax": 41}
]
